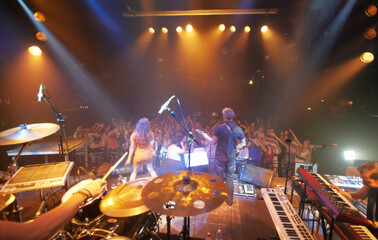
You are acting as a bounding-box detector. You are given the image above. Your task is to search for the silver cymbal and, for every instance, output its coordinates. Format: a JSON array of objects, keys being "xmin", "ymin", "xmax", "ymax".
[{"xmin": 0, "ymin": 123, "xmax": 60, "ymax": 146}]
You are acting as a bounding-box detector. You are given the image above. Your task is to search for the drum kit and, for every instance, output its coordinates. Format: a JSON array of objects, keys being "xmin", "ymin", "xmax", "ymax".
[
  {"xmin": 0, "ymin": 123, "xmax": 228, "ymax": 240},
  {"xmin": 60, "ymin": 171, "xmax": 227, "ymax": 239}
]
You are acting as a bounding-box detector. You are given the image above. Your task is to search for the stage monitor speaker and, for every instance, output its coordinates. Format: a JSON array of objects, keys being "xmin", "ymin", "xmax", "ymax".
[{"xmin": 239, "ymin": 165, "xmax": 274, "ymax": 188}]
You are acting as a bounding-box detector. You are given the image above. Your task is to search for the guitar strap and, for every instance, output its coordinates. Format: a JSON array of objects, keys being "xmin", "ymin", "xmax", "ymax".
[{"xmin": 225, "ymin": 123, "xmax": 237, "ymax": 150}]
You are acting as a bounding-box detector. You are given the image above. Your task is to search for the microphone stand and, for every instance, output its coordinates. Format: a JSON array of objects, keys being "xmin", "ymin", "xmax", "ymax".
[
  {"xmin": 284, "ymin": 139, "xmax": 292, "ymax": 195},
  {"xmin": 41, "ymin": 86, "xmax": 69, "ymax": 162},
  {"xmin": 163, "ymin": 104, "xmax": 200, "ymax": 240}
]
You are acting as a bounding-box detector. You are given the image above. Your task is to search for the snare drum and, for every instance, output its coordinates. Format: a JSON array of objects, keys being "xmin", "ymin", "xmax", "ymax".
[{"xmin": 77, "ymin": 211, "xmax": 157, "ymax": 240}]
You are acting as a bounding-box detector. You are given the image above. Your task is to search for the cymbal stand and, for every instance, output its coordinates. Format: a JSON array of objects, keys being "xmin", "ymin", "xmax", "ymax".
[
  {"xmin": 0, "ymin": 141, "xmax": 28, "ymax": 183},
  {"xmin": 40, "ymin": 85, "xmax": 69, "ymax": 162},
  {"xmin": 165, "ymin": 98, "xmax": 199, "ymax": 240},
  {"xmin": 162, "ymin": 201, "xmax": 175, "ymax": 240},
  {"xmin": 0, "ymin": 141, "xmax": 29, "ymax": 222}
]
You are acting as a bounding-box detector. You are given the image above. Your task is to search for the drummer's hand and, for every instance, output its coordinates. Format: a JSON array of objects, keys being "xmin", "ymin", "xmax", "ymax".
[
  {"xmin": 125, "ymin": 157, "xmax": 131, "ymax": 165},
  {"xmin": 83, "ymin": 179, "xmax": 106, "ymax": 198}
]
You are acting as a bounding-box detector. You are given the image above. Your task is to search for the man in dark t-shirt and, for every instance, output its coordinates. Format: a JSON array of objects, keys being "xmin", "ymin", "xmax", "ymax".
[{"xmin": 200, "ymin": 108, "xmax": 245, "ymax": 206}]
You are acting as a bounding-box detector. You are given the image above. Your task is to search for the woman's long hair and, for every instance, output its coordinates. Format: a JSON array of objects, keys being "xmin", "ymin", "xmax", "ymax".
[{"xmin": 134, "ymin": 118, "xmax": 152, "ymax": 146}]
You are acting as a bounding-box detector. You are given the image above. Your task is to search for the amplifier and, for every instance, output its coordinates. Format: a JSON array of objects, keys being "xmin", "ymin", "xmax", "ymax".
[{"xmin": 239, "ymin": 164, "xmax": 274, "ymax": 188}]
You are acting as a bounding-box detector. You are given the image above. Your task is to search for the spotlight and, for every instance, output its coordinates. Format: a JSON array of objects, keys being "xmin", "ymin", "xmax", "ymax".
[
  {"xmin": 33, "ymin": 12, "xmax": 46, "ymax": 22},
  {"xmin": 364, "ymin": 27, "xmax": 376, "ymax": 40},
  {"xmin": 248, "ymin": 80, "xmax": 253, "ymax": 85},
  {"xmin": 36, "ymin": 32, "xmax": 48, "ymax": 41},
  {"xmin": 344, "ymin": 150, "xmax": 355, "ymax": 161},
  {"xmin": 219, "ymin": 24, "xmax": 225, "ymax": 31},
  {"xmin": 244, "ymin": 26, "xmax": 251, "ymax": 33},
  {"xmin": 186, "ymin": 24, "xmax": 193, "ymax": 32},
  {"xmin": 28, "ymin": 46, "xmax": 42, "ymax": 56},
  {"xmin": 307, "ymin": 107, "xmax": 312, "ymax": 111},
  {"xmin": 365, "ymin": 4, "xmax": 377, "ymax": 17},
  {"xmin": 162, "ymin": 27, "xmax": 168, "ymax": 33},
  {"xmin": 360, "ymin": 52, "xmax": 374, "ymax": 63},
  {"xmin": 176, "ymin": 26, "xmax": 183, "ymax": 33},
  {"xmin": 148, "ymin": 27, "xmax": 155, "ymax": 33},
  {"xmin": 261, "ymin": 25, "xmax": 268, "ymax": 32},
  {"xmin": 230, "ymin": 26, "xmax": 236, "ymax": 32}
]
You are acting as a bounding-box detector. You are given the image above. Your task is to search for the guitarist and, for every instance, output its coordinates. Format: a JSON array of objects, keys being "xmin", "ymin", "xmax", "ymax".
[{"xmin": 198, "ymin": 107, "xmax": 245, "ymax": 206}]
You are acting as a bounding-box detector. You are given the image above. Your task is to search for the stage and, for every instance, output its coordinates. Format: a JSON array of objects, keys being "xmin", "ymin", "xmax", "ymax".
[{"xmin": 9, "ymin": 170, "xmax": 292, "ymax": 240}]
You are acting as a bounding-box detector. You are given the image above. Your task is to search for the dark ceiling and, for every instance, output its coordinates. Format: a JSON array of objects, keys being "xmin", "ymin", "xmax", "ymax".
[
  {"xmin": 1, "ymin": 0, "xmax": 378, "ymax": 174},
  {"xmin": 0, "ymin": 0, "xmax": 377, "ymax": 124}
]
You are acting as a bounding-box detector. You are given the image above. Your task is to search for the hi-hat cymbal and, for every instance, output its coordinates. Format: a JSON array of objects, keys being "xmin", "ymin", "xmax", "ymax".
[
  {"xmin": 142, "ymin": 171, "xmax": 227, "ymax": 217},
  {"xmin": 0, "ymin": 123, "xmax": 60, "ymax": 146},
  {"xmin": 100, "ymin": 177, "xmax": 153, "ymax": 218},
  {"xmin": 0, "ymin": 194, "xmax": 15, "ymax": 211}
]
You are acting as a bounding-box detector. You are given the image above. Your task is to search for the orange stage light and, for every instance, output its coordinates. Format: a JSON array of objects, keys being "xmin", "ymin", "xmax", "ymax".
[
  {"xmin": 364, "ymin": 27, "xmax": 376, "ymax": 40},
  {"xmin": 219, "ymin": 24, "xmax": 225, "ymax": 31},
  {"xmin": 186, "ymin": 24, "xmax": 193, "ymax": 32},
  {"xmin": 28, "ymin": 46, "xmax": 42, "ymax": 56},
  {"xmin": 34, "ymin": 12, "xmax": 46, "ymax": 22},
  {"xmin": 36, "ymin": 32, "xmax": 48, "ymax": 41},
  {"xmin": 148, "ymin": 27, "xmax": 155, "ymax": 33},
  {"xmin": 360, "ymin": 52, "xmax": 374, "ymax": 63},
  {"xmin": 365, "ymin": 4, "xmax": 377, "ymax": 17}
]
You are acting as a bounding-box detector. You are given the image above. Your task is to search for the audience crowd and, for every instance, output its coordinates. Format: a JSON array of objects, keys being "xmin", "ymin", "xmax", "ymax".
[{"xmin": 73, "ymin": 113, "xmax": 321, "ymax": 178}]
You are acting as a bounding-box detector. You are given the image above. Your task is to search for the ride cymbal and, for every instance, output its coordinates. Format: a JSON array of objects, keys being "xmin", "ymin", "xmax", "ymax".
[
  {"xmin": 0, "ymin": 123, "xmax": 60, "ymax": 146},
  {"xmin": 142, "ymin": 171, "xmax": 227, "ymax": 217},
  {"xmin": 100, "ymin": 177, "xmax": 153, "ymax": 218}
]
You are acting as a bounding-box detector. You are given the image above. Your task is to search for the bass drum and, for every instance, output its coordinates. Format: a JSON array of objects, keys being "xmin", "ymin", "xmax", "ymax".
[{"xmin": 77, "ymin": 211, "xmax": 157, "ymax": 240}]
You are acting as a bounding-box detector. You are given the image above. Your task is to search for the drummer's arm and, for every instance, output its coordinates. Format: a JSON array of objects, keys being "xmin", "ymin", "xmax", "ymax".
[
  {"xmin": 0, "ymin": 193, "xmax": 86, "ymax": 240},
  {"xmin": 0, "ymin": 179, "xmax": 105, "ymax": 240}
]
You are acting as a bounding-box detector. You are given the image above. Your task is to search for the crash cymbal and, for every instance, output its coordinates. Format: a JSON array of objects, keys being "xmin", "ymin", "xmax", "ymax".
[
  {"xmin": 100, "ymin": 177, "xmax": 153, "ymax": 218},
  {"xmin": 0, "ymin": 123, "xmax": 60, "ymax": 146},
  {"xmin": 142, "ymin": 171, "xmax": 227, "ymax": 217},
  {"xmin": 0, "ymin": 194, "xmax": 15, "ymax": 211}
]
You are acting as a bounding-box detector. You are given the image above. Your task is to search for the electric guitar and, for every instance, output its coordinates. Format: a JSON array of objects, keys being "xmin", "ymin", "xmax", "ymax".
[{"xmin": 196, "ymin": 129, "xmax": 245, "ymax": 154}]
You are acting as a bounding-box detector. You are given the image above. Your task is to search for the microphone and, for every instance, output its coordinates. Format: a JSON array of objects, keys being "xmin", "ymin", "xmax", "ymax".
[
  {"xmin": 319, "ymin": 143, "xmax": 338, "ymax": 148},
  {"xmin": 79, "ymin": 166, "xmax": 96, "ymax": 180},
  {"xmin": 37, "ymin": 83, "xmax": 44, "ymax": 102},
  {"xmin": 158, "ymin": 95, "xmax": 176, "ymax": 114}
]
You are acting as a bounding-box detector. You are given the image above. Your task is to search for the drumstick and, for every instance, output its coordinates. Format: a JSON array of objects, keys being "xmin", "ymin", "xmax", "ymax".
[{"xmin": 102, "ymin": 151, "xmax": 128, "ymax": 181}]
